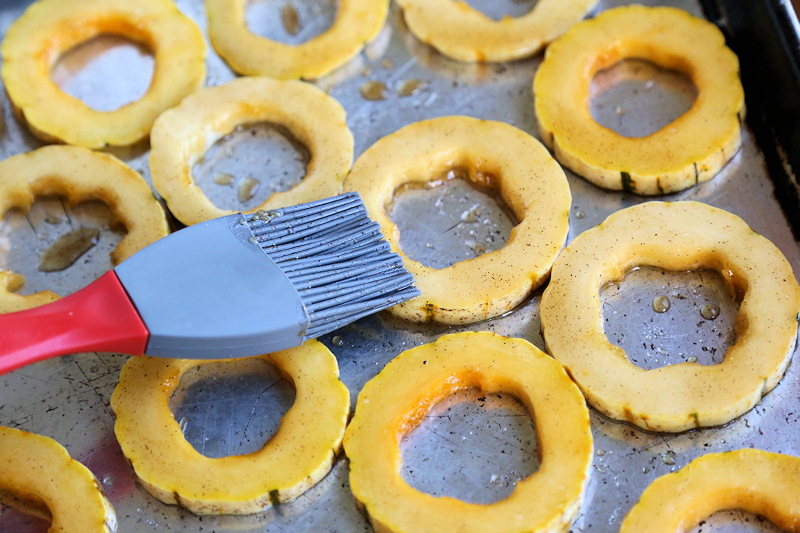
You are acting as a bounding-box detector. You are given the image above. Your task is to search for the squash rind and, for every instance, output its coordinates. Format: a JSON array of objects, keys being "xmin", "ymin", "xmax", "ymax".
[
  {"xmin": 0, "ymin": 425, "xmax": 117, "ymax": 532},
  {"xmin": 621, "ymin": 449, "xmax": 800, "ymax": 531},
  {"xmin": 540, "ymin": 201, "xmax": 800, "ymax": 432},
  {"xmin": 533, "ymin": 5, "xmax": 744, "ymax": 195},
  {"xmin": 0, "ymin": 145, "xmax": 169, "ymax": 313},
  {"xmin": 344, "ymin": 331, "xmax": 593, "ymax": 533},
  {"xmin": 396, "ymin": 0, "xmax": 594, "ymax": 62},
  {"xmin": 342, "ymin": 116, "xmax": 571, "ymax": 325},
  {"xmin": 0, "ymin": 0, "xmax": 206, "ymax": 148},
  {"xmin": 206, "ymin": 0, "xmax": 389, "ymax": 80},
  {"xmin": 150, "ymin": 76, "xmax": 354, "ymax": 226},
  {"xmin": 110, "ymin": 340, "xmax": 350, "ymax": 515}
]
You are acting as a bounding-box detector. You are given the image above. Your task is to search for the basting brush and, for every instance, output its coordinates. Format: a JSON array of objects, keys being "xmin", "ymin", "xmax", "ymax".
[{"xmin": 0, "ymin": 192, "xmax": 419, "ymax": 374}]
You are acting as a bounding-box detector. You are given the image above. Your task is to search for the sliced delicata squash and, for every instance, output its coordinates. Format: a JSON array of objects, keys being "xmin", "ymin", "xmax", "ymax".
[
  {"xmin": 622, "ymin": 449, "xmax": 800, "ymax": 531},
  {"xmin": 344, "ymin": 332, "xmax": 593, "ymax": 533},
  {"xmin": 0, "ymin": 425, "xmax": 116, "ymax": 532},
  {"xmin": 0, "ymin": 145, "xmax": 169, "ymax": 314},
  {"xmin": 149, "ymin": 76, "xmax": 353, "ymax": 226},
  {"xmin": 111, "ymin": 340, "xmax": 350, "ymax": 515},
  {"xmin": 540, "ymin": 201, "xmax": 800, "ymax": 432},
  {"xmin": 395, "ymin": 0, "xmax": 594, "ymax": 62},
  {"xmin": 1, "ymin": 0, "xmax": 205, "ymax": 148},
  {"xmin": 534, "ymin": 5, "xmax": 744, "ymax": 194},
  {"xmin": 343, "ymin": 116, "xmax": 571, "ymax": 325}
]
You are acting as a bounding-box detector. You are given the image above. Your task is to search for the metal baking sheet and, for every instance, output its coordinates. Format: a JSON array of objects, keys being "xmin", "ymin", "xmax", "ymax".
[{"xmin": 1, "ymin": 0, "xmax": 799, "ymax": 532}]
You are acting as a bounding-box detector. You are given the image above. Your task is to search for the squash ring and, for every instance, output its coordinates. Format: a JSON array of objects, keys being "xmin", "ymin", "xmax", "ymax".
[
  {"xmin": 0, "ymin": 0, "xmax": 206, "ymax": 148},
  {"xmin": 540, "ymin": 201, "xmax": 800, "ymax": 433},
  {"xmin": 110, "ymin": 340, "xmax": 350, "ymax": 515},
  {"xmin": 344, "ymin": 332, "xmax": 593, "ymax": 533},
  {"xmin": 206, "ymin": 0, "xmax": 389, "ymax": 80},
  {"xmin": 533, "ymin": 5, "xmax": 745, "ymax": 195},
  {"xmin": 621, "ymin": 449, "xmax": 800, "ymax": 531},
  {"xmin": 396, "ymin": 0, "xmax": 594, "ymax": 62},
  {"xmin": 0, "ymin": 426, "xmax": 116, "ymax": 532},
  {"xmin": 342, "ymin": 116, "xmax": 571, "ymax": 325},
  {"xmin": 150, "ymin": 76, "xmax": 354, "ymax": 226},
  {"xmin": 0, "ymin": 145, "xmax": 169, "ymax": 313}
]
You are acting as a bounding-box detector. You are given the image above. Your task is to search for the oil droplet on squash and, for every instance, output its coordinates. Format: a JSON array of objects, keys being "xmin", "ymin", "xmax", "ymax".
[
  {"xmin": 652, "ymin": 295, "xmax": 670, "ymax": 313},
  {"xmin": 38, "ymin": 227, "xmax": 100, "ymax": 272},
  {"xmin": 700, "ymin": 303, "xmax": 720, "ymax": 320},
  {"xmin": 360, "ymin": 80, "xmax": 387, "ymax": 101},
  {"xmin": 281, "ymin": 3, "xmax": 301, "ymax": 36},
  {"xmin": 238, "ymin": 176, "xmax": 261, "ymax": 203},
  {"xmin": 398, "ymin": 79, "xmax": 426, "ymax": 97}
]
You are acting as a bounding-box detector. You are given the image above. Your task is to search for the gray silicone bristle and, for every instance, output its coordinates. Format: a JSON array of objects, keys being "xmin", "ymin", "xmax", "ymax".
[{"xmin": 245, "ymin": 193, "xmax": 420, "ymax": 340}]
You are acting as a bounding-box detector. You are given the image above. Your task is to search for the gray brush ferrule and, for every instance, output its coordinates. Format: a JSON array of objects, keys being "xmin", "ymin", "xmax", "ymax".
[{"xmin": 115, "ymin": 214, "xmax": 309, "ymax": 358}]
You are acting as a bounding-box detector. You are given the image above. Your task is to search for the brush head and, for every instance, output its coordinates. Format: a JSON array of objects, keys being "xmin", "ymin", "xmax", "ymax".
[
  {"xmin": 245, "ymin": 192, "xmax": 420, "ymax": 340},
  {"xmin": 114, "ymin": 193, "xmax": 419, "ymax": 358}
]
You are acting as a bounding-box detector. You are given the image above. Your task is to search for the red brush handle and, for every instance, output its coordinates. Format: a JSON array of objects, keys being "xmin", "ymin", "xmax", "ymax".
[{"xmin": 0, "ymin": 271, "xmax": 149, "ymax": 375}]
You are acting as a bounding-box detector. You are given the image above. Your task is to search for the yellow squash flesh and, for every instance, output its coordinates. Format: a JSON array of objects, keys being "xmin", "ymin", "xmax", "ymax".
[
  {"xmin": 0, "ymin": 426, "xmax": 116, "ymax": 532},
  {"xmin": 110, "ymin": 340, "xmax": 350, "ymax": 515},
  {"xmin": 396, "ymin": 0, "xmax": 594, "ymax": 62},
  {"xmin": 1, "ymin": 0, "xmax": 206, "ymax": 148},
  {"xmin": 344, "ymin": 332, "xmax": 593, "ymax": 533},
  {"xmin": 0, "ymin": 145, "xmax": 169, "ymax": 313},
  {"xmin": 342, "ymin": 116, "xmax": 571, "ymax": 325},
  {"xmin": 540, "ymin": 201, "xmax": 800, "ymax": 432},
  {"xmin": 150, "ymin": 76, "xmax": 353, "ymax": 226},
  {"xmin": 621, "ymin": 449, "xmax": 800, "ymax": 531},
  {"xmin": 534, "ymin": 6, "xmax": 744, "ymax": 194},
  {"xmin": 206, "ymin": 0, "xmax": 388, "ymax": 80}
]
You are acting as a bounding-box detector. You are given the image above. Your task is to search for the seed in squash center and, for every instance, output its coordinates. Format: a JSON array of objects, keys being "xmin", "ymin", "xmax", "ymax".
[
  {"xmin": 360, "ymin": 80, "xmax": 387, "ymax": 101},
  {"xmin": 38, "ymin": 227, "xmax": 100, "ymax": 273},
  {"xmin": 237, "ymin": 176, "xmax": 261, "ymax": 204},
  {"xmin": 280, "ymin": 3, "xmax": 301, "ymax": 36}
]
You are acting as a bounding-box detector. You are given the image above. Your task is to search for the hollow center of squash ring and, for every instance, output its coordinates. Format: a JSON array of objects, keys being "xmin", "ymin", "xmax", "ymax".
[
  {"xmin": 192, "ymin": 122, "xmax": 310, "ymax": 212},
  {"xmin": 246, "ymin": 0, "xmax": 336, "ymax": 45},
  {"xmin": 0, "ymin": 196, "xmax": 125, "ymax": 296},
  {"xmin": 686, "ymin": 509, "xmax": 784, "ymax": 532},
  {"xmin": 590, "ymin": 59, "xmax": 697, "ymax": 138},
  {"xmin": 461, "ymin": 0, "xmax": 539, "ymax": 20},
  {"xmin": 400, "ymin": 387, "xmax": 539, "ymax": 504},
  {"xmin": 601, "ymin": 267, "xmax": 739, "ymax": 371},
  {"xmin": 0, "ymin": 492, "xmax": 52, "ymax": 532},
  {"xmin": 51, "ymin": 34, "xmax": 154, "ymax": 113},
  {"xmin": 389, "ymin": 168, "xmax": 516, "ymax": 269},
  {"xmin": 169, "ymin": 359, "xmax": 296, "ymax": 458}
]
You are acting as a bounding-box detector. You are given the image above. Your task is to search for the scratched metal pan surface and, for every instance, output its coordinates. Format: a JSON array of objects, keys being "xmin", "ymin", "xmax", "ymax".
[{"xmin": 0, "ymin": 0, "xmax": 799, "ymax": 531}]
